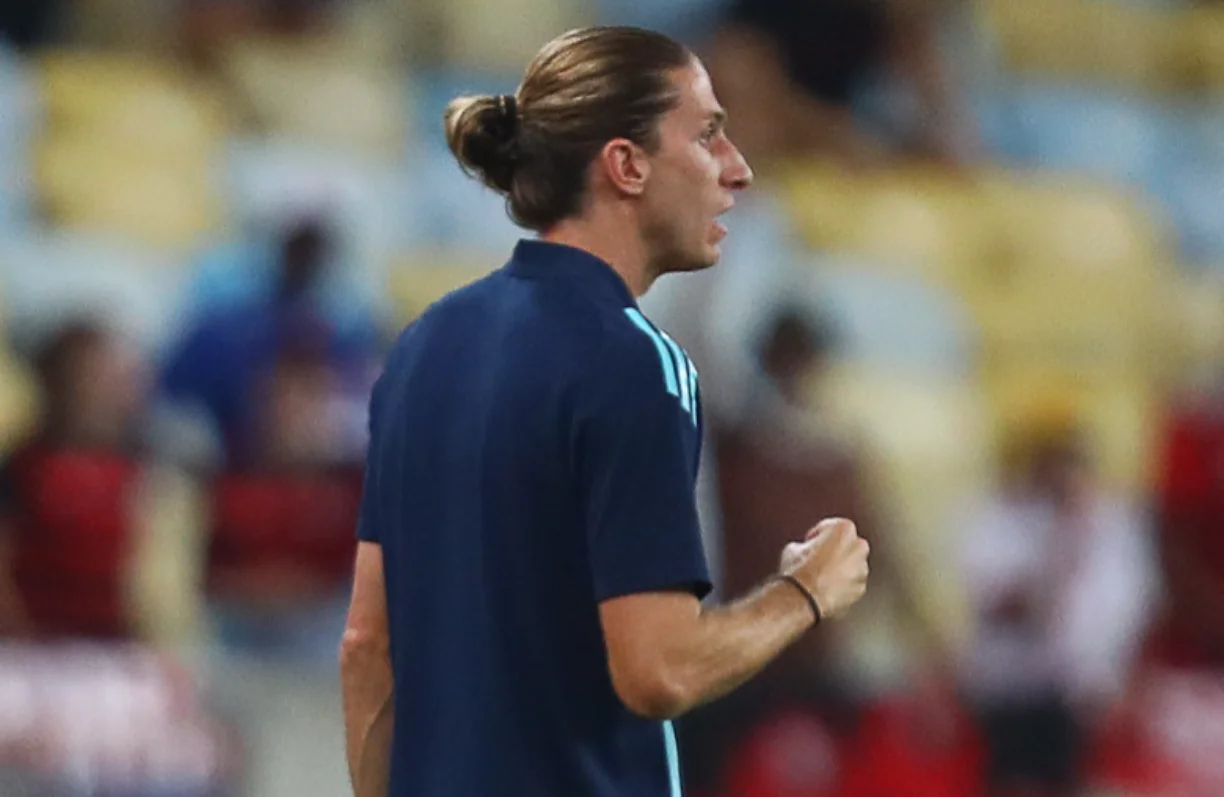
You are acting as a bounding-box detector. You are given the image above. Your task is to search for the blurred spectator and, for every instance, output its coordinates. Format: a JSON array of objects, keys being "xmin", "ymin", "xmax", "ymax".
[
  {"xmin": 957, "ymin": 395, "xmax": 1156, "ymax": 797},
  {"xmin": 682, "ymin": 306, "xmax": 938, "ymax": 795},
  {"xmin": 204, "ymin": 344, "xmax": 362, "ymax": 666},
  {"xmin": 702, "ymin": 0, "xmax": 974, "ymax": 168},
  {"xmin": 160, "ymin": 215, "xmax": 381, "ymax": 469},
  {"xmin": 0, "ymin": 321, "xmax": 149, "ymax": 640},
  {"xmin": 1148, "ymin": 389, "xmax": 1224, "ymax": 670},
  {"xmin": 714, "ymin": 307, "xmax": 881, "ymax": 665}
]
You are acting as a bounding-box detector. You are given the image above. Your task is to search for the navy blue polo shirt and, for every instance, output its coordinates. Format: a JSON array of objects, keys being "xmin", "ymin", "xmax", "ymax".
[{"xmin": 358, "ymin": 239, "xmax": 711, "ymax": 797}]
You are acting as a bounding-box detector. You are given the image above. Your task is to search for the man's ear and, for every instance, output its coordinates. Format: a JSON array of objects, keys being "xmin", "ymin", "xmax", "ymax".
[{"xmin": 599, "ymin": 138, "xmax": 650, "ymax": 197}]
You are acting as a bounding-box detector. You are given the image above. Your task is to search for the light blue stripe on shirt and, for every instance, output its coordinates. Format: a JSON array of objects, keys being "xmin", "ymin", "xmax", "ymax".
[
  {"xmin": 624, "ymin": 308, "xmax": 679, "ymax": 398},
  {"xmin": 663, "ymin": 720, "xmax": 683, "ymax": 797},
  {"xmin": 659, "ymin": 331, "xmax": 691, "ymax": 413},
  {"xmin": 686, "ymin": 360, "xmax": 699, "ymax": 426}
]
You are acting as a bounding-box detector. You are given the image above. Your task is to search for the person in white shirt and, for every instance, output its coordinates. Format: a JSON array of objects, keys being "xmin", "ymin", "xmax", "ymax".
[{"xmin": 957, "ymin": 395, "xmax": 1157, "ymax": 797}]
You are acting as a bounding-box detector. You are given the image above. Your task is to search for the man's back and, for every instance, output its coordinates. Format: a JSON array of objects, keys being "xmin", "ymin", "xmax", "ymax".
[{"xmin": 359, "ymin": 241, "xmax": 711, "ymax": 796}]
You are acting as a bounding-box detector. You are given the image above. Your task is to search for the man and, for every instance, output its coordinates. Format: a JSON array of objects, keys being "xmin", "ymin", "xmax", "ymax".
[{"xmin": 340, "ymin": 26, "xmax": 870, "ymax": 797}]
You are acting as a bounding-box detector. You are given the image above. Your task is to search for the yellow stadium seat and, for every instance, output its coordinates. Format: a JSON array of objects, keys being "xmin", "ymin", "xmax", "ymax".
[
  {"xmin": 980, "ymin": 0, "xmax": 1181, "ymax": 91},
  {"xmin": 39, "ymin": 51, "xmax": 228, "ymax": 154},
  {"xmin": 1179, "ymin": 6, "xmax": 1224, "ymax": 92},
  {"xmin": 966, "ymin": 177, "xmax": 1170, "ymax": 375},
  {"xmin": 0, "ymin": 350, "xmax": 39, "ymax": 457},
  {"xmin": 1154, "ymin": 270, "xmax": 1224, "ymax": 388},
  {"xmin": 35, "ymin": 140, "xmax": 221, "ymax": 250},
  {"xmin": 33, "ymin": 51, "xmax": 227, "ymax": 249},
  {"xmin": 987, "ymin": 178, "xmax": 1166, "ymax": 280},
  {"xmin": 815, "ymin": 363, "xmax": 993, "ymax": 640},
  {"xmin": 387, "ymin": 253, "xmax": 497, "ymax": 323},
  {"xmin": 417, "ymin": 0, "xmax": 590, "ymax": 73},
  {"xmin": 0, "ymin": 289, "xmax": 39, "ymax": 453},
  {"xmin": 776, "ymin": 162, "xmax": 865, "ymax": 250},
  {"xmin": 128, "ymin": 465, "xmax": 208, "ymax": 647},
  {"xmin": 220, "ymin": 38, "xmax": 406, "ymax": 157},
  {"xmin": 778, "ymin": 164, "xmax": 992, "ymax": 287}
]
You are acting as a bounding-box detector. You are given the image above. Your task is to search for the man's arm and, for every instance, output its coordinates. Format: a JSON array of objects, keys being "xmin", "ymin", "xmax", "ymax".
[
  {"xmin": 340, "ymin": 541, "xmax": 394, "ymax": 797},
  {"xmin": 600, "ymin": 519, "xmax": 868, "ymax": 719}
]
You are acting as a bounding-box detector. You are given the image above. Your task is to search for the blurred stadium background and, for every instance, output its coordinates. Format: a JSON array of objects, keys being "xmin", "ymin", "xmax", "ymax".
[{"xmin": 1, "ymin": 0, "xmax": 1224, "ymax": 795}]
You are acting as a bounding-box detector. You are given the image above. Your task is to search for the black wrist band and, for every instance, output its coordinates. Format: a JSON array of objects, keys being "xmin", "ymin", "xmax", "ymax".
[{"xmin": 776, "ymin": 574, "xmax": 822, "ymax": 625}]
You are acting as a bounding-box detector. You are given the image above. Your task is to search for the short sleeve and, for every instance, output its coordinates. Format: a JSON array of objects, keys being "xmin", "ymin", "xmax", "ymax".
[
  {"xmin": 575, "ymin": 334, "xmax": 711, "ymax": 602},
  {"xmin": 356, "ymin": 374, "xmax": 386, "ymax": 543}
]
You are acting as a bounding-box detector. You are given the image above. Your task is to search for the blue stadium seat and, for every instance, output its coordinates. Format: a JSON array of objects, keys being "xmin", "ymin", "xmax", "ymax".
[
  {"xmin": 408, "ymin": 70, "xmax": 518, "ymax": 153},
  {"xmin": 805, "ymin": 257, "xmax": 978, "ymax": 377},
  {"xmin": 1157, "ymin": 157, "xmax": 1224, "ymax": 262},
  {"xmin": 0, "ymin": 43, "xmax": 36, "ymax": 233},
  {"xmin": 408, "ymin": 151, "xmax": 525, "ymax": 255},
  {"xmin": 1147, "ymin": 103, "xmax": 1224, "ymax": 262},
  {"xmin": 995, "ymin": 82, "xmax": 1172, "ymax": 188},
  {"xmin": 0, "ymin": 230, "xmax": 193, "ymax": 358}
]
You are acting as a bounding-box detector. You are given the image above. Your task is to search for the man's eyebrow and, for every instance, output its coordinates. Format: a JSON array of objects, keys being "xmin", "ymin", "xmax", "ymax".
[{"xmin": 709, "ymin": 109, "xmax": 728, "ymax": 127}]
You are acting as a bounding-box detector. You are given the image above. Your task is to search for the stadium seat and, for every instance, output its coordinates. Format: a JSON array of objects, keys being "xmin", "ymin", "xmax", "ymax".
[
  {"xmin": 967, "ymin": 177, "xmax": 1169, "ymax": 375},
  {"xmin": 1155, "ymin": 269, "xmax": 1224, "ymax": 388},
  {"xmin": 38, "ymin": 51, "xmax": 228, "ymax": 154},
  {"xmin": 1152, "ymin": 153, "xmax": 1224, "ymax": 263},
  {"xmin": 129, "ymin": 465, "xmax": 208, "ymax": 646},
  {"xmin": 33, "ymin": 52, "xmax": 227, "ymax": 250},
  {"xmin": 386, "ymin": 253, "xmax": 496, "ymax": 323},
  {"xmin": 816, "ymin": 363, "xmax": 993, "ymax": 638},
  {"xmin": 1178, "ymin": 6, "xmax": 1224, "ymax": 92},
  {"xmin": 0, "ymin": 44, "xmax": 37, "ymax": 233},
  {"xmin": 409, "ymin": 151, "xmax": 526, "ymax": 253},
  {"xmin": 980, "ymin": 0, "xmax": 1181, "ymax": 91},
  {"xmin": 998, "ymin": 83, "xmax": 1172, "ymax": 189},
  {"xmin": 779, "ymin": 165, "xmax": 992, "ymax": 288},
  {"xmin": 417, "ymin": 0, "xmax": 591, "ymax": 74},
  {"xmin": 776, "ymin": 162, "xmax": 865, "ymax": 251},
  {"xmin": 803, "ymin": 258, "xmax": 978, "ymax": 377},
  {"xmin": 35, "ymin": 138, "xmax": 221, "ymax": 251},
  {"xmin": 219, "ymin": 37, "xmax": 407, "ymax": 158},
  {"xmin": 0, "ymin": 346, "xmax": 39, "ymax": 457},
  {"xmin": 0, "ymin": 230, "xmax": 193, "ymax": 358}
]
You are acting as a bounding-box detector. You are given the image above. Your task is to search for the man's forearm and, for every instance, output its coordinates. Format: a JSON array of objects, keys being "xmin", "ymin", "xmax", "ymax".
[
  {"xmin": 341, "ymin": 632, "xmax": 395, "ymax": 797},
  {"xmin": 666, "ymin": 578, "xmax": 815, "ymax": 715}
]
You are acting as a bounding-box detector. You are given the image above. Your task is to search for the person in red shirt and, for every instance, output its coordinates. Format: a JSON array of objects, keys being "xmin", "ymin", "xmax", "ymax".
[
  {"xmin": 205, "ymin": 344, "xmax": 363, "ymax": 663},
  {"xmin": 0, "ymin": 320, "xmax": 149, "ymax": 640},
  {"xmin": 1150, "ymin": 394, "xmax": 1224, "ymax": 669}
]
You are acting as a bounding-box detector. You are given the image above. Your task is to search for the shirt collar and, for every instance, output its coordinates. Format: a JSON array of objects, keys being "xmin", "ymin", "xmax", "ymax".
[{"xmin": 505, "ymin": 239, "xmax": 637, "ymax": 307}]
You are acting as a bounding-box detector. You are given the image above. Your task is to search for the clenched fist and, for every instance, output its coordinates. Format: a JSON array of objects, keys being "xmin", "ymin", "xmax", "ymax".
[{"xmin": 779, "ymin": 518, "xmax": 870, "ymax": 621}]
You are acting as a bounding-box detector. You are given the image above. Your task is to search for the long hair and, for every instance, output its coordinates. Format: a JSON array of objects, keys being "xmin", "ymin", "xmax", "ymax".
[{"xmin": 444, "ymin": 26, "xmax": 693, "ymax": 232}]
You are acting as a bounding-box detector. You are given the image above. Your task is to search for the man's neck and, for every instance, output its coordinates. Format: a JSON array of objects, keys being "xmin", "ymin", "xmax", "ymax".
[{"xmin": 543, "ymin": 210, "xmax": 654, "ymax": 298}]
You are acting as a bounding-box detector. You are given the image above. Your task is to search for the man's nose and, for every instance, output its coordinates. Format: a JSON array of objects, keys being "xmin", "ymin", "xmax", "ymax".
[{"xmin": 722, "ymin": 142, "xmax": 754, "ymax": 190}]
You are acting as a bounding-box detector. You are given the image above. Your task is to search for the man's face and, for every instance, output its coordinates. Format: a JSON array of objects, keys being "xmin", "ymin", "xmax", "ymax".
[
  {"xmin": 69, "ymin": 337, "xmax": 146, "ymax": 435},
  {"xmin": 639, "ymin": 59, "xmax": 753, "ymax": 274}
]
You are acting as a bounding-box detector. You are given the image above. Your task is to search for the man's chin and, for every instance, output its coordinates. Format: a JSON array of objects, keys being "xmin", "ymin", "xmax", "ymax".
[
  {"xmin": 653, "ymin": 243, "xmax": 722, "ymax": 279},
  {"xmin": 677, "ymin": 250, "xmax": 719, "ymax": 273}
]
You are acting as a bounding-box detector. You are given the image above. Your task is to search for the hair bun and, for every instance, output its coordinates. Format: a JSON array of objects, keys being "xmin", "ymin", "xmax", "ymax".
[{"xmin": 444, "ymin": 94, "xmax": 521, "ymax": 194}]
